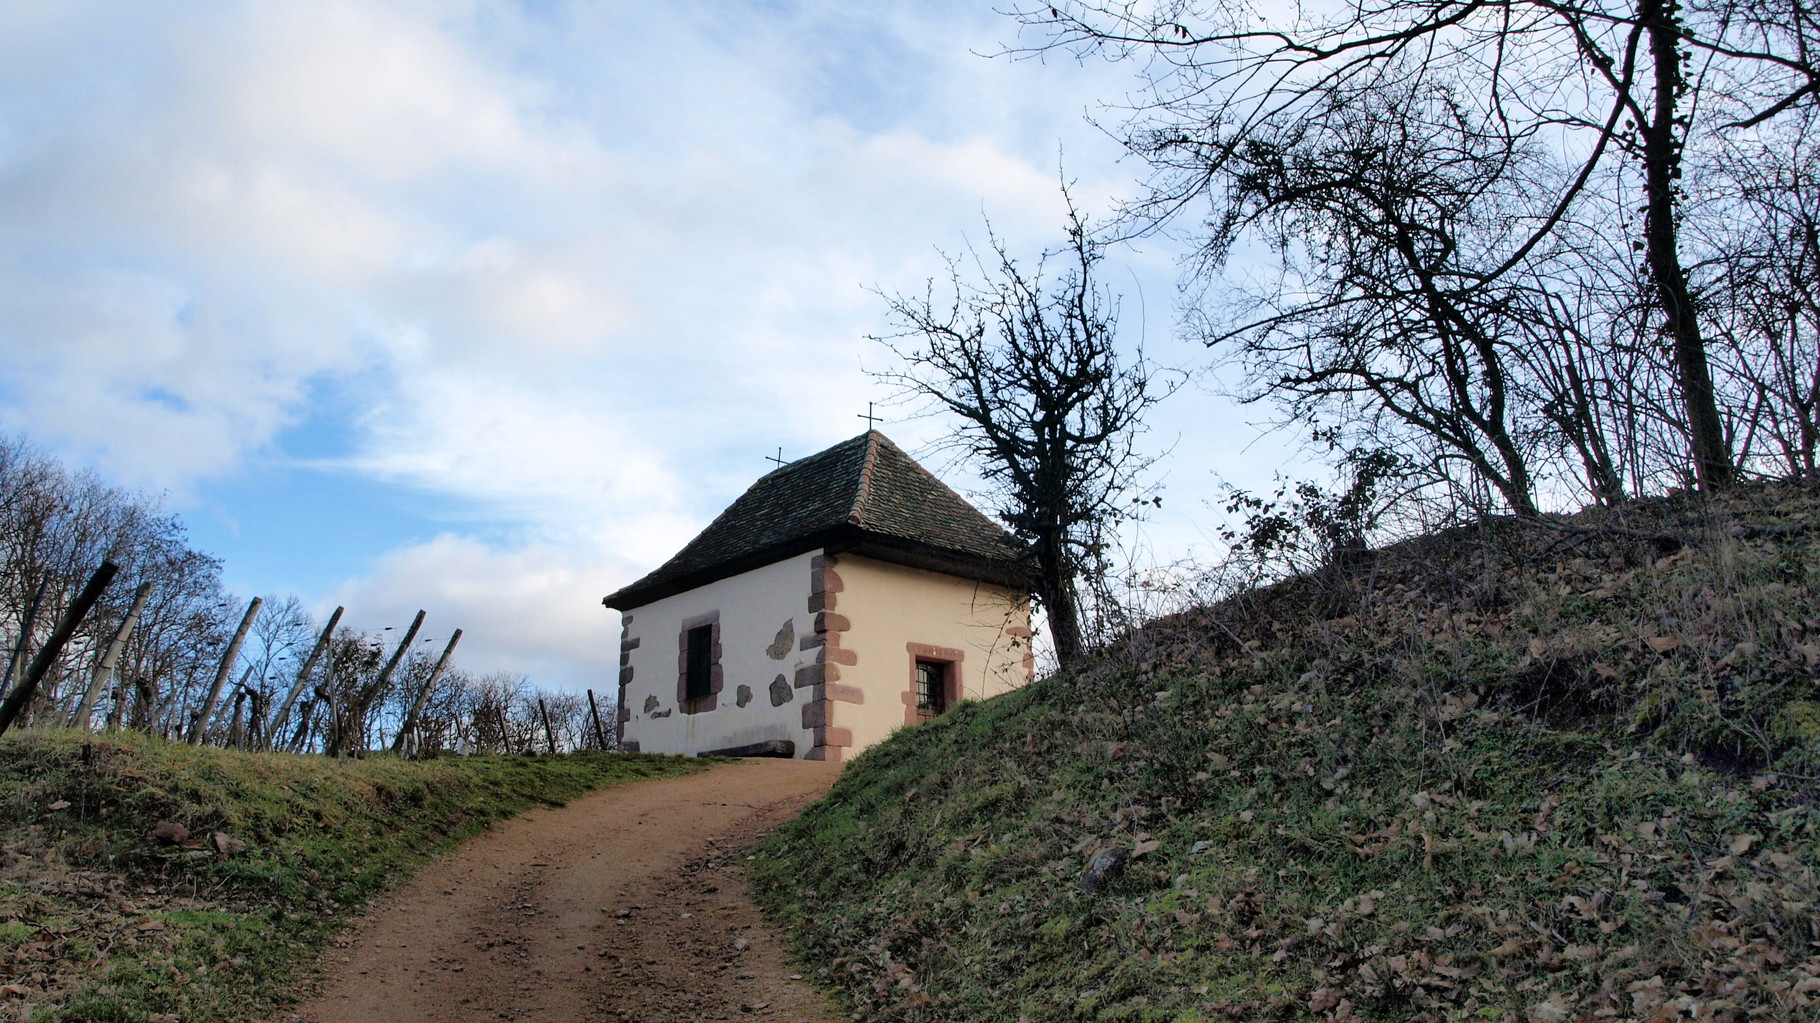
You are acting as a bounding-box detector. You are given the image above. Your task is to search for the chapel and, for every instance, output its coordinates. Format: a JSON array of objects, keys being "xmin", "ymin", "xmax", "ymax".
[{"xmin": 602, "ymin": 431, "xmax": 1033, "ymax": 761}]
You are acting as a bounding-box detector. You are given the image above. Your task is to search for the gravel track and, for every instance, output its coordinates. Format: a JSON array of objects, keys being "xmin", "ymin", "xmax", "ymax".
[{"xmin": 278, "ymin": 759, "xmax": 843, "ymax": 1023}]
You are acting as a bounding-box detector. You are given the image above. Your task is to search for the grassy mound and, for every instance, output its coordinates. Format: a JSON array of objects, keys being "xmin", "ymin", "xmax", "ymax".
[
  {"xmin": 0, "ymin": 732, "xmax": 703, "ymax": 1022},
  {"xmin": 754, "ymin": 483, "xmax": 1820, "ymax": 1022}
]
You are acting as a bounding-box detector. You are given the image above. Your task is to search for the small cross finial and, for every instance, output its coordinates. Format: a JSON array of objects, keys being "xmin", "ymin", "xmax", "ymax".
[
  {"xmin": 858, "ymin": 402, "xmax": 882, "ymax": 429},
  {"xmin": 765, "ymin": 446, "xmax": 787, "ymax": 467}
]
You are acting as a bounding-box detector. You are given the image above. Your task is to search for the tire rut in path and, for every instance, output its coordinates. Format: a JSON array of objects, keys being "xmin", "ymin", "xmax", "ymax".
[{"xmin": 279, "ymin": 759, "xmax": 843, "ymax": 1023}]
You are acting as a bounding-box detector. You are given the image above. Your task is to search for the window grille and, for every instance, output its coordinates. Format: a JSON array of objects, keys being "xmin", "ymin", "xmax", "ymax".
[{"xmin": 914, "ymin": 659, "xmax": 945, "ymax": 719}]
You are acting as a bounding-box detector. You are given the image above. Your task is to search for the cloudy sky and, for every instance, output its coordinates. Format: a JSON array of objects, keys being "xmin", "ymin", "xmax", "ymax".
[{"xmin": 0, "ymin": 0, "xmax": 1295, "ymax": 695}]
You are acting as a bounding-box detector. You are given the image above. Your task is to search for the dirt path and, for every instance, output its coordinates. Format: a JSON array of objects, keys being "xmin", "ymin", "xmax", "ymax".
[{"xmin": 277, "ymin": 759, "xmax": 844, "ymax": 1023}]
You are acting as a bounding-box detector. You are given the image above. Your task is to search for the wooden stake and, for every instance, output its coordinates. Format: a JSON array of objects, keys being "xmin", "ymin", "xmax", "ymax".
[
  {"xmin": 0, "ymin": 562, "xmax": 118, "ymax": 739},
  {"xmin": 337, "ymin": 610, "xmax": 424, "ymax": 756},
  {"xmin": 375, "ymin": 611, "xmax": 425, "ymax": 694},
  {"xmin": 586, "ymin": 688, "xmax": 606, "ymax": 750},
  {"xmin": 392, "ymin": 629, "xmax": 462, "ymax": 754},
  {"xmin": 69, "ymin": 580, "xmax": 152, "ymax": 729},
  {"xmin": 267, "ymin": 606, "xmax": 342, "ymax": 748},
  {"xmin": 353, "ymin": 610, "xmax": 423, "ymax": 742},
  {"xmin": 496, "ymin": 704, "xmax": 514, "ymax": 755},
  {"xmin": 187, "ymin": 596, "xmax": 262, "ymax": 745},
  {"xmin": 538, "ymin": 697, "xmax": 557, "ymax": 754}
]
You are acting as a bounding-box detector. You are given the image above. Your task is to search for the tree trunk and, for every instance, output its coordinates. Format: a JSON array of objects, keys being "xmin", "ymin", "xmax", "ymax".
[
  {"xmin": 228, "ymin": 687, "xmax": 247, "ymax": 749},
  {"xmin": 1641, "ymin": 0, "xmax": 1733, "ymax": 488},
  {"xmin": 288, "ymin": 697, "xmax": 318, "ymax": 753},
  {"xmin": 1034, "ymin": 530, "xmax": 1085, "ymax": 667}
]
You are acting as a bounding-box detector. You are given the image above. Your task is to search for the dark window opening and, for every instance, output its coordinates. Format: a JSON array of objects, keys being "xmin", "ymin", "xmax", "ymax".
[
  {"xmin": 685, "ymin": 625, "xmax": 714, "ymax": 702},
  {"xmin": 914, "ymin": 659, "xmax": 947, "ymax": 720}
]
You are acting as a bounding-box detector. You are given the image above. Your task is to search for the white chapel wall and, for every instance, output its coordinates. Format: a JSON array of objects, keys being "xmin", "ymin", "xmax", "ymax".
[{"xmin": 618, "ymin": 550, "xmax": 818, "ymax": 757}]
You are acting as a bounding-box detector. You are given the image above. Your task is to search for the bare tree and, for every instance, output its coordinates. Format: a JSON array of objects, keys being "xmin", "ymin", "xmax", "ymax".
[
  {"xmin": 1013, "ymin": 0, "xmax": 1820, "ymax": 494},
  {"xmin": 872, "ymin": 194, "xmax": 1176, "ymax": 665},
  {"xmin": 0, "ymin": 436, "xmax": 236, "ymax": 730},
  {"xmin": 0, "ymin": 436, "xmax": 524, "ymax": 754},
  {"xmin": 1189, "ymin": 81, "xmax": 1549, "ymax": 514},
  {"xmin": 1702, "ymin": 110, "xmax": 1820, "ymax": 478}
]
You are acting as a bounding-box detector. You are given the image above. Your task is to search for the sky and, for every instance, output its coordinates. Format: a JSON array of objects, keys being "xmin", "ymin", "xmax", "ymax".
[{"xmin": 0, "ymin": 0, "xmax": 1299, "ymax": 696}]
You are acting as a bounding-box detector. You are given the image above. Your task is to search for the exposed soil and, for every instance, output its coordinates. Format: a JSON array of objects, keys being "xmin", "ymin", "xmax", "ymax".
[{"xmin": 277, "ymin": 759, "xmax": 844, "ymax": 1023}]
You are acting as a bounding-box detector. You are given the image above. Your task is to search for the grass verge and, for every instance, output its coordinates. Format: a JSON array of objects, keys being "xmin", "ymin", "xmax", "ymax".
[
  {"xmin": 754, "ymin": 483, "xmax": 1820, "ymax": 1022},
  {"xmin": 0, "ymin": 731, "xmax": 704, "ymax": 1022}
]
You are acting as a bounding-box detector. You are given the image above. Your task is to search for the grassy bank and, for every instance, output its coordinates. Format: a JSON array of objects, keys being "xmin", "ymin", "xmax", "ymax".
[
  {"xmin": 0, "ymin": 732, "xmax": 703, "ymax": 1022},
  {"xmin": 754, "ymin": 484, "xmax": 1820, "ymax": 1022}
]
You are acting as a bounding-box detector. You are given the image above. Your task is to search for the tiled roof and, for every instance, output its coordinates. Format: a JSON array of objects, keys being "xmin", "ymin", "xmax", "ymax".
[{"xmin": 602, "ymin": 432, "xmax": 1028, "ymax": 610}]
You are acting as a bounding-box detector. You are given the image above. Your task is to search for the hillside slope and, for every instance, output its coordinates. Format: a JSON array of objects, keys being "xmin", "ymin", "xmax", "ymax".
[
  {"xmin": 754, "ymin": 483, "xmax": 1820, "ymax": 1022},
  {"xmin": 0, "ymin": 733, "xmax": 702, "ymax": 1022}
]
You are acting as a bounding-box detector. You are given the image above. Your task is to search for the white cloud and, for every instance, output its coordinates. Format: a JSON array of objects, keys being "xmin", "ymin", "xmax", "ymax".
[
  {"xmin": 326, "ymin": 532, "xmax": 627, "ymax": 696},
  {"xmin": 0, "ymin": 0, "xmax": 1301, "ymax": 696},
  {"xmin": 332, "ymin": 365, "xmax": 696, "ymax": 563},
  {"xmin": 0, "ymin": 0, "xmax": 1143, "ymax": 495},
  {"xmin": 194, "ymin": 2, "xmax": 547, "ymax": 183}
]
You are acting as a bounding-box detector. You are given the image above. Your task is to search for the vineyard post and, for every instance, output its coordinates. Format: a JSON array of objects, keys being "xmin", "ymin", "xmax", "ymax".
[
  {"xmin": 354, "ymin": 610, "xmax": 424, "ymax": 747},
  {"xmin": 497, "ymin": 704, "xmax": 515, "ymax": 754},
  {"xmin": 586, "ymin": 688, "xmax": 606, "ymax": 750},
  {"xmin": 0, "ymin": 561, "xmax": 118, "ymax": 739},
  {"xmin": 373, "ymin": 611, "xmax": 425, "ymax": 694},
  {"xmin": 392, "ymin": 628, "xmax": 462, "ymax": 754},
  {"xmin": 268, "ymin": 606, "xmax": 343, "ymax": 748},
  {"xmin": 69, "ymin": 580, "xmax": 151, "ymax": 729},
  {"xmin": 188, "ymin": 596, "xmax": 262, "ymax": 745},
  {"xmin": 538, "ymin": 697, "xmax": 557, "ymax": 753}
]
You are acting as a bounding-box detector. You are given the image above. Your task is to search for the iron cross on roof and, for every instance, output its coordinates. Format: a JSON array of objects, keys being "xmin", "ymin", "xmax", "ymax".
[{"xmin": 858, "ymin": 402, "xmax": 883, "ymax": 429}]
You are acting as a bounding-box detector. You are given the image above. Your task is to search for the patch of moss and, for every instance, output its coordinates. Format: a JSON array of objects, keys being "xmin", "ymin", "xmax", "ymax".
[{"xmin": 1778, "ymin": 701, "xmax": 1820, "ymax": 742}]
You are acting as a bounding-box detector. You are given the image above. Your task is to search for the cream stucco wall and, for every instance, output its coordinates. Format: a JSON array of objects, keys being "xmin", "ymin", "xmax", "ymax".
[
  {"xmin": 617, "ymin": 552, "xmax": 818, "ymax": 757},
  {"xmin": 820, "ymin": 554, "xmax": 1032, "ymax": 756}
]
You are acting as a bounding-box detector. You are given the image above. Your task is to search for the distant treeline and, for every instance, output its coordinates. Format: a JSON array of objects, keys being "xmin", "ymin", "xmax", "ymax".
[{"xmin": 0, "ymin": 435, "xmax": 607, "ymax": 755}]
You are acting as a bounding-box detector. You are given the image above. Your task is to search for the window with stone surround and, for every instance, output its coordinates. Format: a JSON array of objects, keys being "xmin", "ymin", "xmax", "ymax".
[
  {"xmin": 904, "ymin": 643, "xmax": 962, "ymax": 725},
  {"xmin": 677, "ymin": 611, "xmax": 722, "ymax": 712}
]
